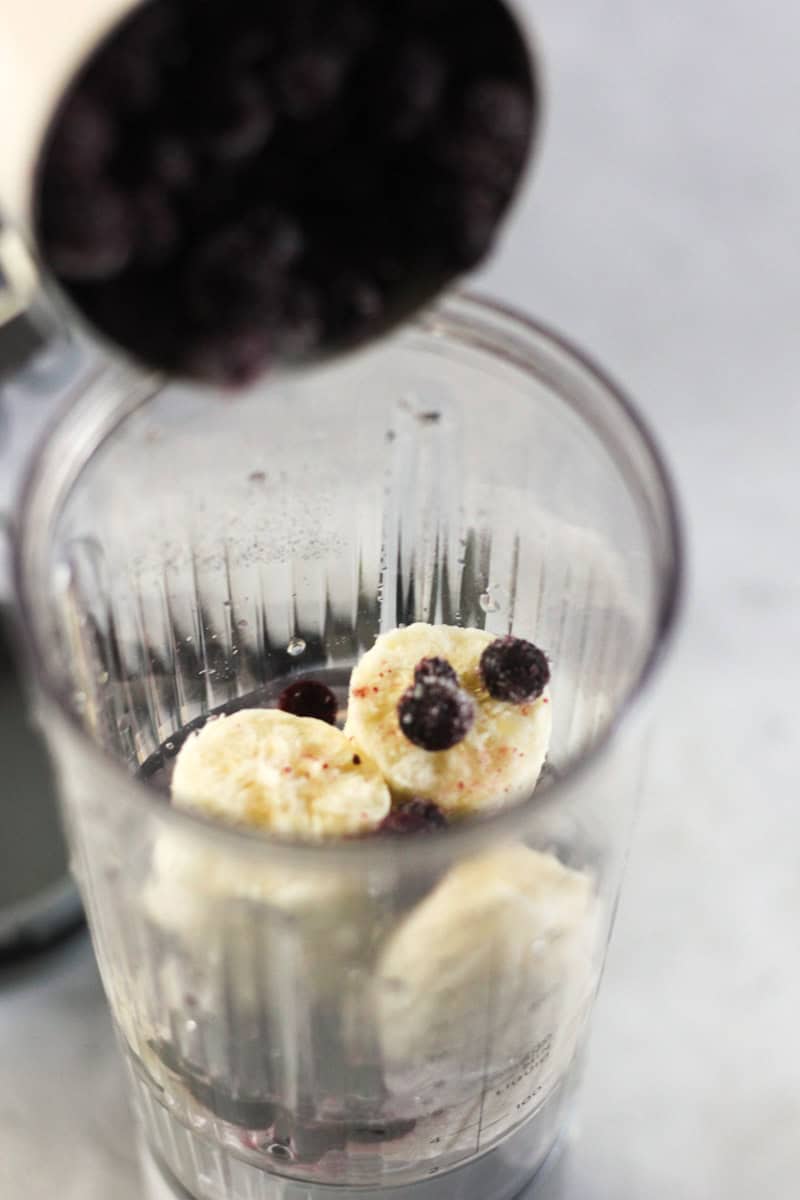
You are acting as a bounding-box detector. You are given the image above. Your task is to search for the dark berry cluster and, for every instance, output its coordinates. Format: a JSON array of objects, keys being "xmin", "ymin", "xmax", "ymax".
[
  {"xmin": 379, "ymin": 799, "xmax": 447, "ymax": 834},
  {"xmin": 398, "ymin": 657, "xmax": 474, "ymax": 751},
  {"xmin": 479, "ymin": 635, "xmax": 549, "ymax": 703},
  {"xmin": 278, "ymin": 679, "xmax": 338, "ymax": 725},
  {"xmin": 35, "ymin": 0, "xmax": 536, "ymax": 385}
]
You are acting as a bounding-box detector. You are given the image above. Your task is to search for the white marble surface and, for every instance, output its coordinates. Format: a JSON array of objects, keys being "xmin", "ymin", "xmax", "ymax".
[{"xmin": 2, "ymin": 0, "xmax": 800, "ymax": 1197}]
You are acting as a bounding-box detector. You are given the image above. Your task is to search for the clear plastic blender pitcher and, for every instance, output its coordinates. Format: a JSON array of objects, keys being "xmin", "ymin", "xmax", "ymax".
[{"xmin": 12, "ymin": 293, "xmax": 681, "ymax": 1200}]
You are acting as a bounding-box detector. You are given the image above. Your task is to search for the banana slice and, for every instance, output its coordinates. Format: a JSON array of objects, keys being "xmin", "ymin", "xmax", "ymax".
[
  {"xmin": 171, "ymin": 708, "xmax": 390, "ymax": 839},
  {"xmin": 375, "ymin": 844, "xmax": 597, "ymax": 1099},
  {"xmin": 145, "ymin": 708, "xmax": 388, "ymax": 956},
  {"xmin": 144, "ymin": 823, "xmax": 353, "ymax": 937},
  {"xmin": 344, "ymin": 623, "xmax": 551, "ymax": 814}
]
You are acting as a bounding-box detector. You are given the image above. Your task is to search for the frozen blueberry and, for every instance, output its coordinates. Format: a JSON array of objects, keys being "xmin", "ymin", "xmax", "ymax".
[
  {"xmin": 382, "ymin": 41, "xmax": 447, "ymax": 140},
  {"xmin": 437, "ymin": 131, "xmax": 520, "ymax": 195},
  {"xmin": 84, "ymin": 39, "xmax": 162, "ymax": 115},
  {"xmin": 151, "ymin": 136, "xmax": 195, "ymax": 189},
  {"xmin": 479, "ymin": 636, "xmax": 550, "ymax": 703},
  {"xmin": 325, "ymin": 273, "xmax": 384, "ymax": 341},
  {"xmin": 276, "ymin": 47, "xmax": 347, "ymax": 120},
  {"xmin": 180, "ymin": 326, "xmax": 273, "ymax": 387},
  {"xmin": 87, "ymin": 2, "xmax": 178, "ymax": 112},
  {"xmin": 450, "ymin": 184, "xmax": 504, "ymax": 267},
  {"xmin": 379, "ymin": 800, "xmax": 447, "ymax": 834},
  {"xmin": 35, "ymin": 0, "xmax": 536, "ymax": 385},
  {"xmin": 46, "ymin": 93, "xmax": 115, "ymax": 175},
  {"xmin": 397, "ymin": 677, "xmax": 474, "ymax": 751},
  {"xmin": 186, "ymin": 224, "xmax": 286, "ymax": 324},
  {"xmin": 221, "ymin": 27, "xmax": 273, "ymax": 69},
  {"xmin": 278, "ymin": 680, "xmax": 338, "ymax": 725},
  {"xmin": 246, "ymin": 210, "xmax": 306, "ymax": 270},
  {"xmin": 134, "ymin": 187, "xmax": 179, "ymax": 265},
  {"xmin": 197, "ymin": 79, "xmax": 274, "ymax": 162},
  {"xmin": 274, "ymin": 283, "xmax": 323, "ymax": 357},
  {"xmin": 40, "ymin": 182, "xmax": 132, "ymax": 280},
  {"xmin": 413, "ymin": 657, "xmax": 458, "ymax": 687},
  {"xmin": 328, "ymin": 2, "xmax": 377, "ymax": 54},
  {"xmin": 462, "ymin": 79, "xmax": 532, "ymax": 155}
]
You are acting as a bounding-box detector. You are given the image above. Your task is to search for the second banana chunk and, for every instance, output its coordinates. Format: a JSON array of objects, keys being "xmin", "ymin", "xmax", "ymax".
[{"xmin": 345, "ymin": 623, "xmax": 552, "ymax": 816}]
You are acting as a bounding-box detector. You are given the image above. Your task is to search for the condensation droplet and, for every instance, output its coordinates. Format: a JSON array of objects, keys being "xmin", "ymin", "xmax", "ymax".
[
  {"xmin": 185, "ymin": 635, "xmax": 193, "ymax": 643},
  {"xmin": 287, "ymin": 636, "xmax": 306, "ymax": 657},
  {"xmin": 98, "ymin": 670, "xmax": 110, "ymax": 684},
  {"xmin": 185, "ymin": 1018, "xmax": 198, "ymax": 1034},
  {"xmin": 165, "ymin": 741, "xmax": 174, "ymax": 751},
  {"xmin": 479, "ymin": 591, "xmax": 501, "ymax": 614}
]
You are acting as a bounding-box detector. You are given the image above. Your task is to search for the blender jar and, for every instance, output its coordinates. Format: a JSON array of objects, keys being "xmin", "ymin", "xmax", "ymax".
[{"xmin": 12, "ymin": 293, "xmax": 681, "ymax": 1199}]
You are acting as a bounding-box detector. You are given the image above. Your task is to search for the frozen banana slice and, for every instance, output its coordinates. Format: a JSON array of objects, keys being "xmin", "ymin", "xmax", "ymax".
[
  {"xmin": 144, "ymin": 823, "xmax": 353, "ymax": 939},
  {"xmin": 344, "ymin": 623, "xmax": 551, "ymax": 814},
  {"xmin": 172, "ymin": 708, "xmax": 390, "ymax": 839},
  {"xmin": 376, "ymin": 844, "xmax": 597, "ymax": 1097},
  {"xmin": 145, "ymin": 708, "xmax": 388, "ymax": 940}
]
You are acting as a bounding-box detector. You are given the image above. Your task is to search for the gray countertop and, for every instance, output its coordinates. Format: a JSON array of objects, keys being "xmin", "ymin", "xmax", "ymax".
[{"xmin": 2, "ymin": 0, "xmax": 799, "ymax": 1197}]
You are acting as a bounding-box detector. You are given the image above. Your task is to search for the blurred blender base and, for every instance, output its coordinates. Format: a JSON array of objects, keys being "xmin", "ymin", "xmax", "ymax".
[{"xmin": 137, "ymin": 1105, "xmax": 577, "ymax": 1200}]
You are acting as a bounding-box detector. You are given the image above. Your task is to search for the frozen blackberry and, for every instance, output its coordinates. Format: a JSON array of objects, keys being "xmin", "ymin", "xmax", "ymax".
[
  {"xmin": 379, "ymin": 800, "xmax": 447, "ymax": 834},
  {"xmin": 479, "ymin": 636, "xmax": 550, "ymax": 703},
  {"xmin": 413, "ymin": 656, "xmax": 458, "ymax": 686},
  {"xmin": 278, "ymin": 680, "xmax": 338, "ymax": 726},
  {"xmin": 398, "ymin": 677, "xmax": 474, "ymax": 752}
]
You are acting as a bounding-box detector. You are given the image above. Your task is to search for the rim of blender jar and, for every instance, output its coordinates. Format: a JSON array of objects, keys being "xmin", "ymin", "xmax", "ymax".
[{"xmin": 11, "ymin": 291, "xmax": 684, "ymax": 868}]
